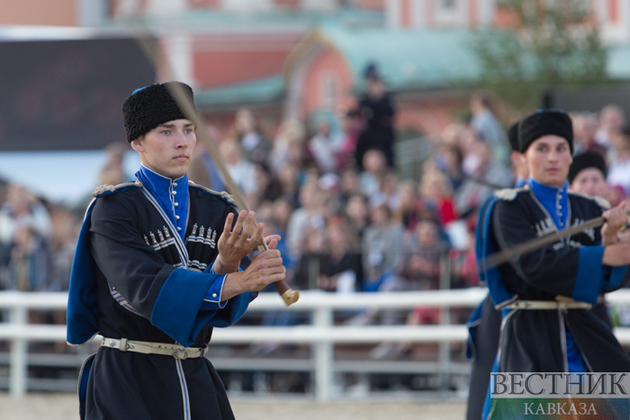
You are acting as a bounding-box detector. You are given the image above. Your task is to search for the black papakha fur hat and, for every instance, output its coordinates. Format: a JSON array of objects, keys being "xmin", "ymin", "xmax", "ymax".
[
  {"xmin": 518, "ymin": 109, "xmax": 573, "ymax": 154},
  {"xmin": 507, "ymin": 121, "xmax": 520, "ymax": 153},
  {"xmin": 568, "ymin": 151, "xmax": 607, "ymax": 185},
  {"xmin": 122, "ymin": 81, "xmax": 194, "ymax": 143}
]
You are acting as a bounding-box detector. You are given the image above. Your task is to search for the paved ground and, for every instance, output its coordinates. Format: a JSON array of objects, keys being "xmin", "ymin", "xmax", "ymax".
[{"xmin": 0, "ymin": 393, "xmax": 467, "ymax": 420}]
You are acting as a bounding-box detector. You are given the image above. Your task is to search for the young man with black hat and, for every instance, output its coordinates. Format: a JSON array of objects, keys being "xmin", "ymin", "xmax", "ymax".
[
  {"xmin": 66, "ymin": 81, "xmax": 286, "ymax": 420},
  {"xmin": 476, "ymin": 109, "xmax": 630, "ymax": 419},
  {"xmin": 568, "ymin": 151, "xmax": 609, "ymax": 199}
]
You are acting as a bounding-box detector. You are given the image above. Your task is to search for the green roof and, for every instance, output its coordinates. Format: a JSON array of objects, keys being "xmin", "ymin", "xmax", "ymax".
[
  {"xmin": 608, "ymin": 44, "xmax": 630, "ymax": 80},
  {"xmin": 193, "ymin": 24, "xmax": 630, "ymax": 109},
  {"xmin": 195, "ymin": 75, "xmax": 284, "ymax": 110},
  {"xmin": 316, "ymin": 25, "xmax": 482, "ymax": 91},
  {"xmin": 114, "ymin": 8, "xmax": 384, "ymax": 32},
  {"xmin": 316, "ymin": 25, "xmax": 630, "ymax": 91}
]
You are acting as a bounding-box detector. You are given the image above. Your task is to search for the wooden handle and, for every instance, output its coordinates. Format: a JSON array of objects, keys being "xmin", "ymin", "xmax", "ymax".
[
  {"xmin": 257, "ymin": 242, "xmax": 299, "ymax": 306},
  {"xmin": 273, "ymin": 280, "xmax": 300, "ymax": 306}
]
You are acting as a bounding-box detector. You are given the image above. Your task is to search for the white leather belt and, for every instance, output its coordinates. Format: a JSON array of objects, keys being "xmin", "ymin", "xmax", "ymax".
[
  {"xmin": 505, "ymin": 300, "xmax": 593, "ymax": 310},
  {"xmin": 101, "ymin": 337, "xmax": 207, "ymax": 360}
]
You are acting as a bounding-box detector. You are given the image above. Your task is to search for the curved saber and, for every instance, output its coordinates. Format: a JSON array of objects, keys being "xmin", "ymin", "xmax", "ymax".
[
  {"xmin": 121, "ymin": 17, "xmax": 299, "ymax": 306},
  {"xmin": 482, "ymin": 211, "xmax": 629, "ymax": 271}
]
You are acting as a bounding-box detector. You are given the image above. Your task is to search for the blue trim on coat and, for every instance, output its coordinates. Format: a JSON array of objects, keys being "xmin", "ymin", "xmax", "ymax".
[
  {"xmin": 201, "ymin": 261, "xmax": 227, "ymax": 310},
  {"xmin": 66, "ymin": 200, "xmax": 101, "ymax": 345},
  {"xmin": 151, "ymin": 268, "xmax": 226, "ymax": 346},
  {"xmin": 476, "ymin": 198, "xmax": 515, "ymax": 307},
  {"xmin": 151, "ymin": 268, "xmax": 253, "ymax": 346},
  {"xmin": 603, "ymin": 265, "xmax": 627, "ymax": 291},
  {"xmin": 573, "ymin": 246, "xmax": 605, "ymax": 304}
]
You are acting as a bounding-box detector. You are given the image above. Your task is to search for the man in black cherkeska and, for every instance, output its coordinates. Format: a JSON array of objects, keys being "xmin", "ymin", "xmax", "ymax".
[
  {"xmin": 476, "ymin": 109, "xmax": 630, "ymax": 419},
  {"xmin": 67, "ymin": 82, "xmax": 286, "ymax": 420}
]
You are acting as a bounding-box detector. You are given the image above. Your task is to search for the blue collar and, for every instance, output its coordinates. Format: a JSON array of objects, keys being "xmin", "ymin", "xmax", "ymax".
[
  {"xmin": 135, "ymin": 165, "xmax": 189, "ymax": 241},
  {"xmin": 528, "ymin": 177, "xmax": 569, "ymax": 230},
  {"xmin": 514, "ymin": 177, "xmax": 527, "ymax": 188}
]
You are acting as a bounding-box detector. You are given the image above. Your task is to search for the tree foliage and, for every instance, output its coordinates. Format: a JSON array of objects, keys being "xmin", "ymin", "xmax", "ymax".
[{"xmin": 470, "ymin": 0, "xmax": 608, "ymax": 111}]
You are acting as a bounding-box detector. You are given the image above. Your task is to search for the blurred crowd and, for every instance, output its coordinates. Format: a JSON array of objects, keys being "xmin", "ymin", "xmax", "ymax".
[{"xmin": 2, "ymin": 70, "xmax": 630, "ymax": 364}]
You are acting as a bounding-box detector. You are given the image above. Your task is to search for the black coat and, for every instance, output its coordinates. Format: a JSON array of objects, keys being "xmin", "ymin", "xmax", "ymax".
[
  {"xmin": 484, "ymin": 188, "xmax": 630, "ymax": 373},
  {"xmin": 71, "ymin": 181, "xmax": 253, "ymax": 420}
]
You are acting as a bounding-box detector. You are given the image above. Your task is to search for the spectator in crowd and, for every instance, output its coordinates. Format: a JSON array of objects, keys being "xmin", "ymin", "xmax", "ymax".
[
  {"xmin": 372, "ymin": 169, "xmax": 400, "ymax": 210},
  {"xmin": 607, "ymin": 126, "xmax": 630, "ymax": 194},
  {"xmin": 370, "ymin": 217, "xmax": 449, "ymax": 359},
  {"xmin": 276, "ymin": 163, "xmax": 301, "ymax": 208},
  {"xmin": 419, "ymin": 169, "xmax": 459, "ymax": 227},
  {"xmin": 356, "ymin": 63, "xmax": 396, "ymax": 169},
  {"xmin": 271, "ymin": 197, "xmax": 295, "ymax": 234},
  {"xmin": 361, "ymin": 203, "xmax": 404, "ymax": 293},
  {"xmin": 455, "ymin": 138, "xmax": 512, "ymax": 217},
  {"xmin": 595, "ymin": 104, "xmax": 626, "ymax": 151},
  {"xmin": 48, "ymin": 205, "xmax": 78, "ymax": 293},
  {"xmin": 469, "ymin": 91, "xmax": 509, "ymax": 164},
  {"xmin": 188, "ymin": 139, "xmax": 226, "ymax": 192},
  {"xmin": 434, "ymin": 143, "xmax": 465, "ymax": 192},
  {"xmin": 449, "ymin": 226, "xmax": 479, "ymax": 290},
  {"xmin": 393, "ymin": 180, "xmax": 421, "ymax": 234},
  {"xmin": 232, "ymin": 107, "xmax": 272, "ymax": 164},
  {"xmin": 307, "ymin": 118, "xmax": 344, "ymax": 174},
  {"xmin": 269, "ymin": 120, "xmax": 306, "ymax": 174},
  {"xmin": 0, "ymin": 183, "xmax": 51, "ymax": 247},
  {"xmin": 317, "ymin": 172, "xmax": 343, "ymax": 219},
  {"xmin": 219, "ymin": 138, "xmax": 258, "ymax": 197},
  {"xmin": 338, "ymin": 166, "xmax": 361, "ymax": 207},
  {"xmin": 609, "ymin": 184, "xmax": 628, "ymax": 208},
  {"xmin": 47, "ymin": 204, "xmax": 79, "ymax": 351},
  {"xmin": 398, "ymin": 217, "xmax": 449, "ymax": 292},
  {"xmin": 336, "ymin": 108, "xmax": 363, "ymax": 171},
  {"xmin": 102, "ymin": 142, "xmax": 131, "ymax": 181},
  {"xmin": 1, "ymin": 223, "xmax": 49, "ymax": 292},
  {"xmin": 359, "ymin": 149, "xmax": 389, "ymax": 198},
  {"xmin": 250, "ymin": 162, "xmax": 283, "ymax": 209},
  {"xmin": 571, "ymin": 112, "xmax": 605, "ymax": 156},
  {"xmin": 292, "ymin": 228, "xmax": 327, "ymax": 291},
  {"xmin": 285, "ymin": 182, "xmax": 326, "ymax": 259},
  {"xmin": 344, "ymin": 193, "xmax": 370, "ymax": 239},
  {"xmin": 74, "ymin": 144, "xmax": 129, "ymax": 218},
  {"xmin": 317, "ymin": 219, "xmax": 362, "ymax": 294}
]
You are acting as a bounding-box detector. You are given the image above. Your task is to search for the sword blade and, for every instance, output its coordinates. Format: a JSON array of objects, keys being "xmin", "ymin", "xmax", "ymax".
[{"xmin": 482, "ymin": 214, "xmax": 609, "ymax": 271}]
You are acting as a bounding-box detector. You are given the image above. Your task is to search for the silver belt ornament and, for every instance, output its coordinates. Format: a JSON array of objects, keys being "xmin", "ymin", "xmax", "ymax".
[{"xmin": 101, "ymin": 337, "xmax": 207, "ymax": 360}]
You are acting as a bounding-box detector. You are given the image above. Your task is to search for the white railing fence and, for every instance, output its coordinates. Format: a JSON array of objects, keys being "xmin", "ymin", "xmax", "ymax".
[{"xmin": 2, "ymin": 288, "xmax": 630, "ymax": 401}]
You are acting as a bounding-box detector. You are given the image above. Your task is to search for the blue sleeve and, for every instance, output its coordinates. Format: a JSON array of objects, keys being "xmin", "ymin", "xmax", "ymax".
[
  {"xmin": 201, "ymin": 261, "xmax": 228, "ymax": 310},
  {"xmin": 573, "ymin": 246, "xmax": 605, "ymax": 304},
  {"xmin": 602, "ymin": 265, "xmax": 628, "ymax": 292},
  {"xmin": 150, "ymin": 267, "xmax": 252, "ymax": 347},
  {"xmin": 201, "ymin": 261, "xmax": 248, "ymax": 310},
  {"xmin": 476, "ymin": 198, "xmax": 515, "ymax": 307}
]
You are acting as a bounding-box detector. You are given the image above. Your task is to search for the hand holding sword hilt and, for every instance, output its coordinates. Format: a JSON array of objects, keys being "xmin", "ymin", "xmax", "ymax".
[{"xmin": 257, "ymin": 242, "xmax": 299, "ymax": 306}]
